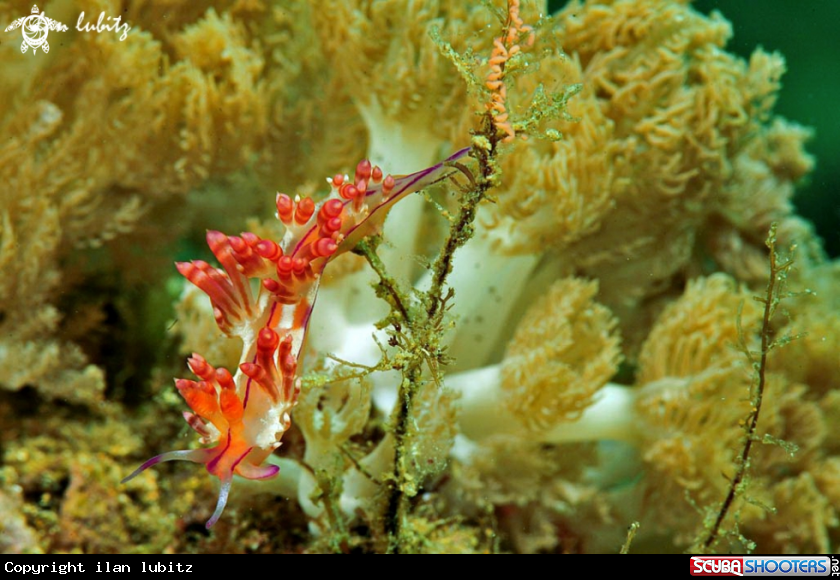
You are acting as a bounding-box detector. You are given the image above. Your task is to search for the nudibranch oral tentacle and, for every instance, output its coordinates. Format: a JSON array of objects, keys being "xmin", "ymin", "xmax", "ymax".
[{"xmin": 124, "ymin": 148, "xmax": 470, "ymax": 528}]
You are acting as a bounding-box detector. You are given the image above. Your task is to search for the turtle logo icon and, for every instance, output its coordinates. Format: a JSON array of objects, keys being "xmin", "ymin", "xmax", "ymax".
[{"xmin": 5, "ymin": 5, "xmax": 68, "ymax": 54}]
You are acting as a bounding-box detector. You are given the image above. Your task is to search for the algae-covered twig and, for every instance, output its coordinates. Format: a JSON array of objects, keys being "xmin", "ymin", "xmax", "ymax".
[
  {"xmin": 352, "ymin": 0, "xmax": 582, "ymax": 552},
  {"xmin": 701, "ymin": 223, "xmax": 794, "ymax": 551},
  {"xmin": 355, "ymin": 127, "xmax": 500, "ymax": 550},
  {"xmin": 379, "ymin": 0, "xmax": 541, "ymax": 549},
  {"xmin": 620, "ymin": 522, "xmax": 640, "ymax": 554}
]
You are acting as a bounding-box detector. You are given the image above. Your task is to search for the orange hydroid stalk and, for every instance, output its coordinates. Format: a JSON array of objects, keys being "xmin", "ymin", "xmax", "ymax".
[
  {"xmin": 123, "ymin": 147, "xmax": 471, "ymax": 528},
  {"xmin": 485, "ymin": 0, "xmax": 535, "ymax": 143}
]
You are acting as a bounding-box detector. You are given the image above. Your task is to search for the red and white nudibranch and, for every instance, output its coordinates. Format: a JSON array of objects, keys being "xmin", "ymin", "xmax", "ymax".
[{"xmin": 123, "ymin": 147, "xmax": 471, "ymax": 528}]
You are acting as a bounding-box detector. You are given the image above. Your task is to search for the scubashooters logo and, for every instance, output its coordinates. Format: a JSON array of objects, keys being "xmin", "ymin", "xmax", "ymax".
[
  {"xmin": 4, "ymin": 4, "xmax": 130, "ymax": 54},
  {"xmin": 4, "ymin": 5, "xmax": 67, "ymax": 54},
  {"xmin": 691, "ymin": 555, "xmax": 839, "ymax": 577}
]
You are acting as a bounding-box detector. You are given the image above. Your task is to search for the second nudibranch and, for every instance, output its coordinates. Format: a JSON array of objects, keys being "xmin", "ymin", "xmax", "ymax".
[{"xmin": 123, "ymin": 147, "xmax": 472, "ymax": 528}]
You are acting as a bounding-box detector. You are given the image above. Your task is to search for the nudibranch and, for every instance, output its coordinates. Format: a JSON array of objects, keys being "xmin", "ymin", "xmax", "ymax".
[{"xmin": 123, "ymin": 147, "xmax": 472, "ymax": 528}]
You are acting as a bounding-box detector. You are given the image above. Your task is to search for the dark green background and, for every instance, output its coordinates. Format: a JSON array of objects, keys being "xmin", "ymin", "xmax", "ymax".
[{"xmin": 549, "ymin": 0, "xmax": 840, "ymax": 258}]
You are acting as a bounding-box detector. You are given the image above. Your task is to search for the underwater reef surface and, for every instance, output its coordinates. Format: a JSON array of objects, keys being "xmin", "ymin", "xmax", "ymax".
[{"xmin": 0, "ymin": 0, "xmax": 838, "ymax": 554}]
